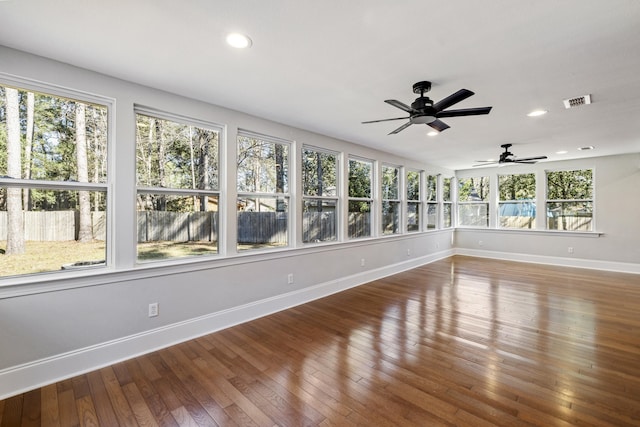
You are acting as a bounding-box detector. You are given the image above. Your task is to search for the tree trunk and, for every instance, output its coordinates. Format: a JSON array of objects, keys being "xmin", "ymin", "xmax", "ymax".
[
  {"xmin": 155, "ymin": 119, "xmax": 166, "ymax": 210},
  {"xmin": 275, "ymin": 144, "xmax": 284, "ymax": 193},
  {"xmin": 76, "ymin": 102, "xmax": 92, "ymax": 242},
  {"xmin": 23, "ymin": 91, "xmax": 34, "ymax": 210},
  {"xmin": 198, "ymin": 129, "xmax": 210, "ymax": 211},
  {"xmin": 189, "ymin": 126, "xmax": 197, "ymax": 209},
  {"xmin": 6, "ymin": 87, "xmax": 25, "ymax": 255},
  {"xmin": 316, "ymin": 151, "xmax": 323, "ymax": 211}
]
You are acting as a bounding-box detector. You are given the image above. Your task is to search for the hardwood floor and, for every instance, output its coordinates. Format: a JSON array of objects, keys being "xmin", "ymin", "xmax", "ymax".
[{"xmin": 2, "ymin": 255, "xmax": 640, "ymax": 426}]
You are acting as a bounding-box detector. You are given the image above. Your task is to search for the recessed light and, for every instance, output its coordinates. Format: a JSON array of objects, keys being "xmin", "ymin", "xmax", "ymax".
[
  {"xmin": 527, "ymin": 110, "xmax": 547, "ymax": 117},
  {"xmin": 578, "ymin": 146, "xmax": 595, "ymax": 151},
  {"xmin": 556, "ymin": 150, "xmax": 568, "ymax": 154},
  {"xmin": 226, "ymin": 33, "xmax": 252, "ymax": 49},
  {"xmin": 427, "ymin": 131, "xmax": 439, "ymax": 137}
]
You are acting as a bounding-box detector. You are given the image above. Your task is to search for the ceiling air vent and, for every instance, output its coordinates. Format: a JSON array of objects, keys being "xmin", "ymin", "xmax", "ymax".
[{"xmin": 563, "ymin": 94, "xmax": 592, "ymax": 109}]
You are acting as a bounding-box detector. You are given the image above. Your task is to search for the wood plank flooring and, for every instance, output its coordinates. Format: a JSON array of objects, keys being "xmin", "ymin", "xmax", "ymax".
[{"xmin": 2, "ymin": 255, "xmax": 640, "ymax": 426}]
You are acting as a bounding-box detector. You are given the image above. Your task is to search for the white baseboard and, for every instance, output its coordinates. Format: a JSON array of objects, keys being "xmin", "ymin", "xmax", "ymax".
[
  {"xmin": 0, "ymin": 249, "xmax": 453, "ymax": 400},
  {"xmin": 455, "ymin": 248, "xmax": 640, "ymax": 274}
]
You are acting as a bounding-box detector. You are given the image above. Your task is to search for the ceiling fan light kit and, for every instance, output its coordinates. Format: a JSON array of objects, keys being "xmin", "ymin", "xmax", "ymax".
[{"xmin": 362, "ymin": 80, "xmax": 492, "ymax": 134}]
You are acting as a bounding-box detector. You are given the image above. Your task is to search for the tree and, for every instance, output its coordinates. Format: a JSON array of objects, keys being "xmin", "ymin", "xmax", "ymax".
[
  {"xmin": 5, "ymin": 87, "xmax": 25, "ymax": 255},
  {"xmin": 76, "ymin": 102, "xmax": 92, "ymax": 242},
  {"xmin": 23, "ymin": 92, "xmax": 34, "ymax": 210},
  {"xmin": 499, "ymin": 173, "xmax": 535, "ymax": 200},
  {"xmin": 458, "ymin": 176, "xmax": 489, "ymax": 201}
]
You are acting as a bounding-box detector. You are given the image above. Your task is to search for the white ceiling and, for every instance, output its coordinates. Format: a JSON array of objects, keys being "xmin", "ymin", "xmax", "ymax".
[{"xmin": 1, "ymin": 0, "xmax": 639, "ymax": 170}]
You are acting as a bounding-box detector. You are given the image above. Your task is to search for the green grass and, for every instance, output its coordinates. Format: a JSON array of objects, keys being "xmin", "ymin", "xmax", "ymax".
[
  {"xmin": 137, "ymin": 241, "xmax": 218, "ymax": 261},
  {"xmin": 0, "ymin": 240, "xmax": 286, "ymax": 278},
  {"xmin": 0, "ymin": 240, "xmax": 106, "ymax": 277}
]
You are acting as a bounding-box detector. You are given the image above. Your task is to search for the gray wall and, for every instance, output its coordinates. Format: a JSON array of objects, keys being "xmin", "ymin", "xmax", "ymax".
[
  {"xmin": 0, "ymin": 46, "xmax": 453, "ymax": 390},
  {"xmin": 0, "ymin": 45, "xmax": 638, "ymax": 398},
  {"xmin": 455, "ymin": 154, "xmax": 640, "ymax": 266}
]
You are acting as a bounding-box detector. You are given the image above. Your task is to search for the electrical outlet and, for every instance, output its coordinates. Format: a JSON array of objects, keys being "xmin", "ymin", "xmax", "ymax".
[
  {"xmin": 407, "ymin": 249, "xmax": 411, "ymax": 256},
  {"xmin": 568, "ymin": 247, "xmax": 574, "ymax": 254},
  {"xmin": 436, "ymin": 242, "xmax": 440, "ymax": 249},
  {"xmin": 148, "ymin": 302, "xmax": 159, "ymax": 317},
  {"xmin": 360, "ymin": 258, "xmax": 365, "ymax": 267},
  {"xmin": 478, "ymin": 240, "xmax": 484, "ymax": 246},
  {"xmin": 287, "ymin": 273, "xmax": 294, "ymax": 284}
]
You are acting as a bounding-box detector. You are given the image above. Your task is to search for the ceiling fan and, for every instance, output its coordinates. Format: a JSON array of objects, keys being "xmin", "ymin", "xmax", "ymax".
[
  {"xmin": 474, "ymin": 144, "xmax": 548, "ymax": 167},
  {"xmin": 362, "ymin": 81, "xmax": 492, "ymax": 134}
]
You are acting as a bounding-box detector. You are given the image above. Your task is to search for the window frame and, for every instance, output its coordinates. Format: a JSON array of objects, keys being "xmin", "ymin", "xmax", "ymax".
[
  {"xmin": 134, "ymin": 106, "xmax": 223, "ymax": 262},
  {"xmin": 236, "ymin": 129, "xmax": 292, "ymax": 251},
  {"xmin": 442, "ymin": 176, "xmax": 453, "ymax": 229},
  {"xmin": 381, "ymin": 163, "xmax": 402, "ymax": 235},
  {"xmin": 425, "ymin": 174, "xmax": 438, "ymax": 230},
  {"xmin": 0, "ymin": 76, "xmax": 113, "ymax": 279},
  {"xmin": 301, "ymin": 145, "xmax": 340, "ymax": 244},
  {"xmin": 545, "ymin": 168, "xmax": 594, "ymax": 232},
  {"xmin": 457, "ymin": 176, "xmax": 490, "ymax": 228},
  {"xmin": 347, "ymin": 156, "xmax": 374, "ymax": 239},
  {"xmin": 498, "ymin": 172, "xmax": 537, "ymax": 230},
  {"xmin": 406, "ymin": 169, "xmax": 422, "ymax": 233}
]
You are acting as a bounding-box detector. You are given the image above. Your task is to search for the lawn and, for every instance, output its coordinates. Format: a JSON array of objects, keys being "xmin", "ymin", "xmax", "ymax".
[
  {"xmin": 0, "ymin": 240, "xmax": 106, "ymax": 277},
  {"xmin": 1, "ymin": 240, "xmax": 286, "ymax": 278},
  {"xmin": 0, "ymin": 240, "xmax": 219, "ymax": 277}
]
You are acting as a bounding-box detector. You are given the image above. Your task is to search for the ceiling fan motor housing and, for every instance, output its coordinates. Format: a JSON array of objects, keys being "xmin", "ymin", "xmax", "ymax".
[{"xmin": 411, "ymin": 96, "xmax": 436, "ymax": 123}]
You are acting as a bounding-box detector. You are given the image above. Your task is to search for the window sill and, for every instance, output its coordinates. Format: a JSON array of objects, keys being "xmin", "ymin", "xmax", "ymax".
[
  {"xmin": 455, "ymin": 227, "xmax": 603, "ymax": 238},
  {"xmin": 0, "ymin": 228, "xmax": 455, "ymax": 299}
]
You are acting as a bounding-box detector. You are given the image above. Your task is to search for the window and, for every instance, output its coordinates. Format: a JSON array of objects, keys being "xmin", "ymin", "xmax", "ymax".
[
  {"xmin": 302, "ymin": 147, "xmax": 338, "ymax": 243},
  {"xmin": 499, "ymin": 173, "xmax": 536, "ymax": 229},
  {"xmin": 406, "ymin": 170, "xmax": 421, "ymax": 232},
  {"xmin": 442, "ymin": 177, "xmax": 452, "ymax": 228},
  {"xmin": 135, "ymin": 109, "xmax": 220, "ymax": 261},
  {"xmin": 381, "ymin": 165, "xmax": 401, "ymax": 235},
  {"xmin": 0, "ymin": 82, "xmax": 109, "ymax": 278},
  {"xmin": 546, "ymin": 169, "xmax": 593, "ymax": 231},
  {"xmin": 348, "ymin": 157, "xmax": 373, "ymax": 238},
  {"xmin": 458, "ymin": 176, "xmax": 490, "ymax": 227},
  {"xmin": 237, "ymin": 131, "xmax": 289, "ymax": 250},
  {"xmin": 426, "ymin": 174, "xmax": 438, "ymax": 229}
]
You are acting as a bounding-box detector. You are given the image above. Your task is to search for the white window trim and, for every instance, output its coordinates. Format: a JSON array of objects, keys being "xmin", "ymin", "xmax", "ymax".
[
  {"xmin": 544, "ymin": 167, "xmax": 595, "ymax": 232},
  {"xmin": 236, "ymin": 130, "xmax": 293, "ymax": 251},
  {"xmin": 347, "ymin": 156, "xmax": 375, "ymax": 239},
  {"xmin": 0, "ymin": 75, "xmax": 115, "ymax": 278},
  {"xmin": 457, "ymin": 176, "xmax": 490, "ymax": 228},
  {"xmin": 134, "ymin": 107, "xmax": 224, "ymax": 263},
  {"xmin": 301, "ymin": 145, "xmax": 340, "ymax": 244},
  {"xmin": 497, "ymin": 172, "xmax": 537, "ymax": 230},
  {"xmin": 406, "ymin": 169, "xmax": 422, "ymax": 233},
  {"xmin": 381, "ymin": 163, "xmax": 402, "ymax": 235}
]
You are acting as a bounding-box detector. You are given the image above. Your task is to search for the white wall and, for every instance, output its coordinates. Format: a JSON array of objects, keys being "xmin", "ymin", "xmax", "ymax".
[
  {"xmin": 0, "ymin": 46, "xmax": 455, "ymax": 398},
  {"xmin": 454, "ymin": 154, "xmax": 640, "ymax": 270}
]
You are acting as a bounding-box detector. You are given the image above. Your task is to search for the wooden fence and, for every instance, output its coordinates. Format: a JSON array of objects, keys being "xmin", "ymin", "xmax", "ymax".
[
  {"xmin": 237, "ymin": 212, "xmax": 287, "ymax": 244},
  {"xmin": 0, "ymin": 211, "xmax": 106, "ymax": 241},
  {"xmin": 137, "ymin": 211, "xmax": 218, "ymax": 243},
  {"xmin": 303, "ymin": 211, "xmax": 337, "ymax": 242}
]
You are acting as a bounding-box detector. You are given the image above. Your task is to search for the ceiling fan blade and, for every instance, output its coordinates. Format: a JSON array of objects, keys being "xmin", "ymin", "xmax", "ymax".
[
  {"xmin": 389, "ymin": 121, "xmax": 412, "ymax": 135},
  {"xmin": 427, "ymin": 119, "xmax": 450, "ymax": 132},
  {"xmin": 513, "ymin": 155, "xmax": 548, "ymax": 162},
  {"xmin": 512, "ymin": 161, "xmax": 538, "ymax": 164},
  {"xmin": 473, "ymin": 162, "xmax": 498, "ymax": 167},
  {"xmin": 362, "ymin": 116, "xmax": 410, "ymax": 124},
  {"xmin": 437, "ymin": 107, "xmax": 493, "ymax": 118},
  {"xmin": 385, "ymin": 99, "xmax": 413, "ymax": 113},
  {"xmin": 433, "ymin": 89, "xmax": 474, "ymax": 112}
]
